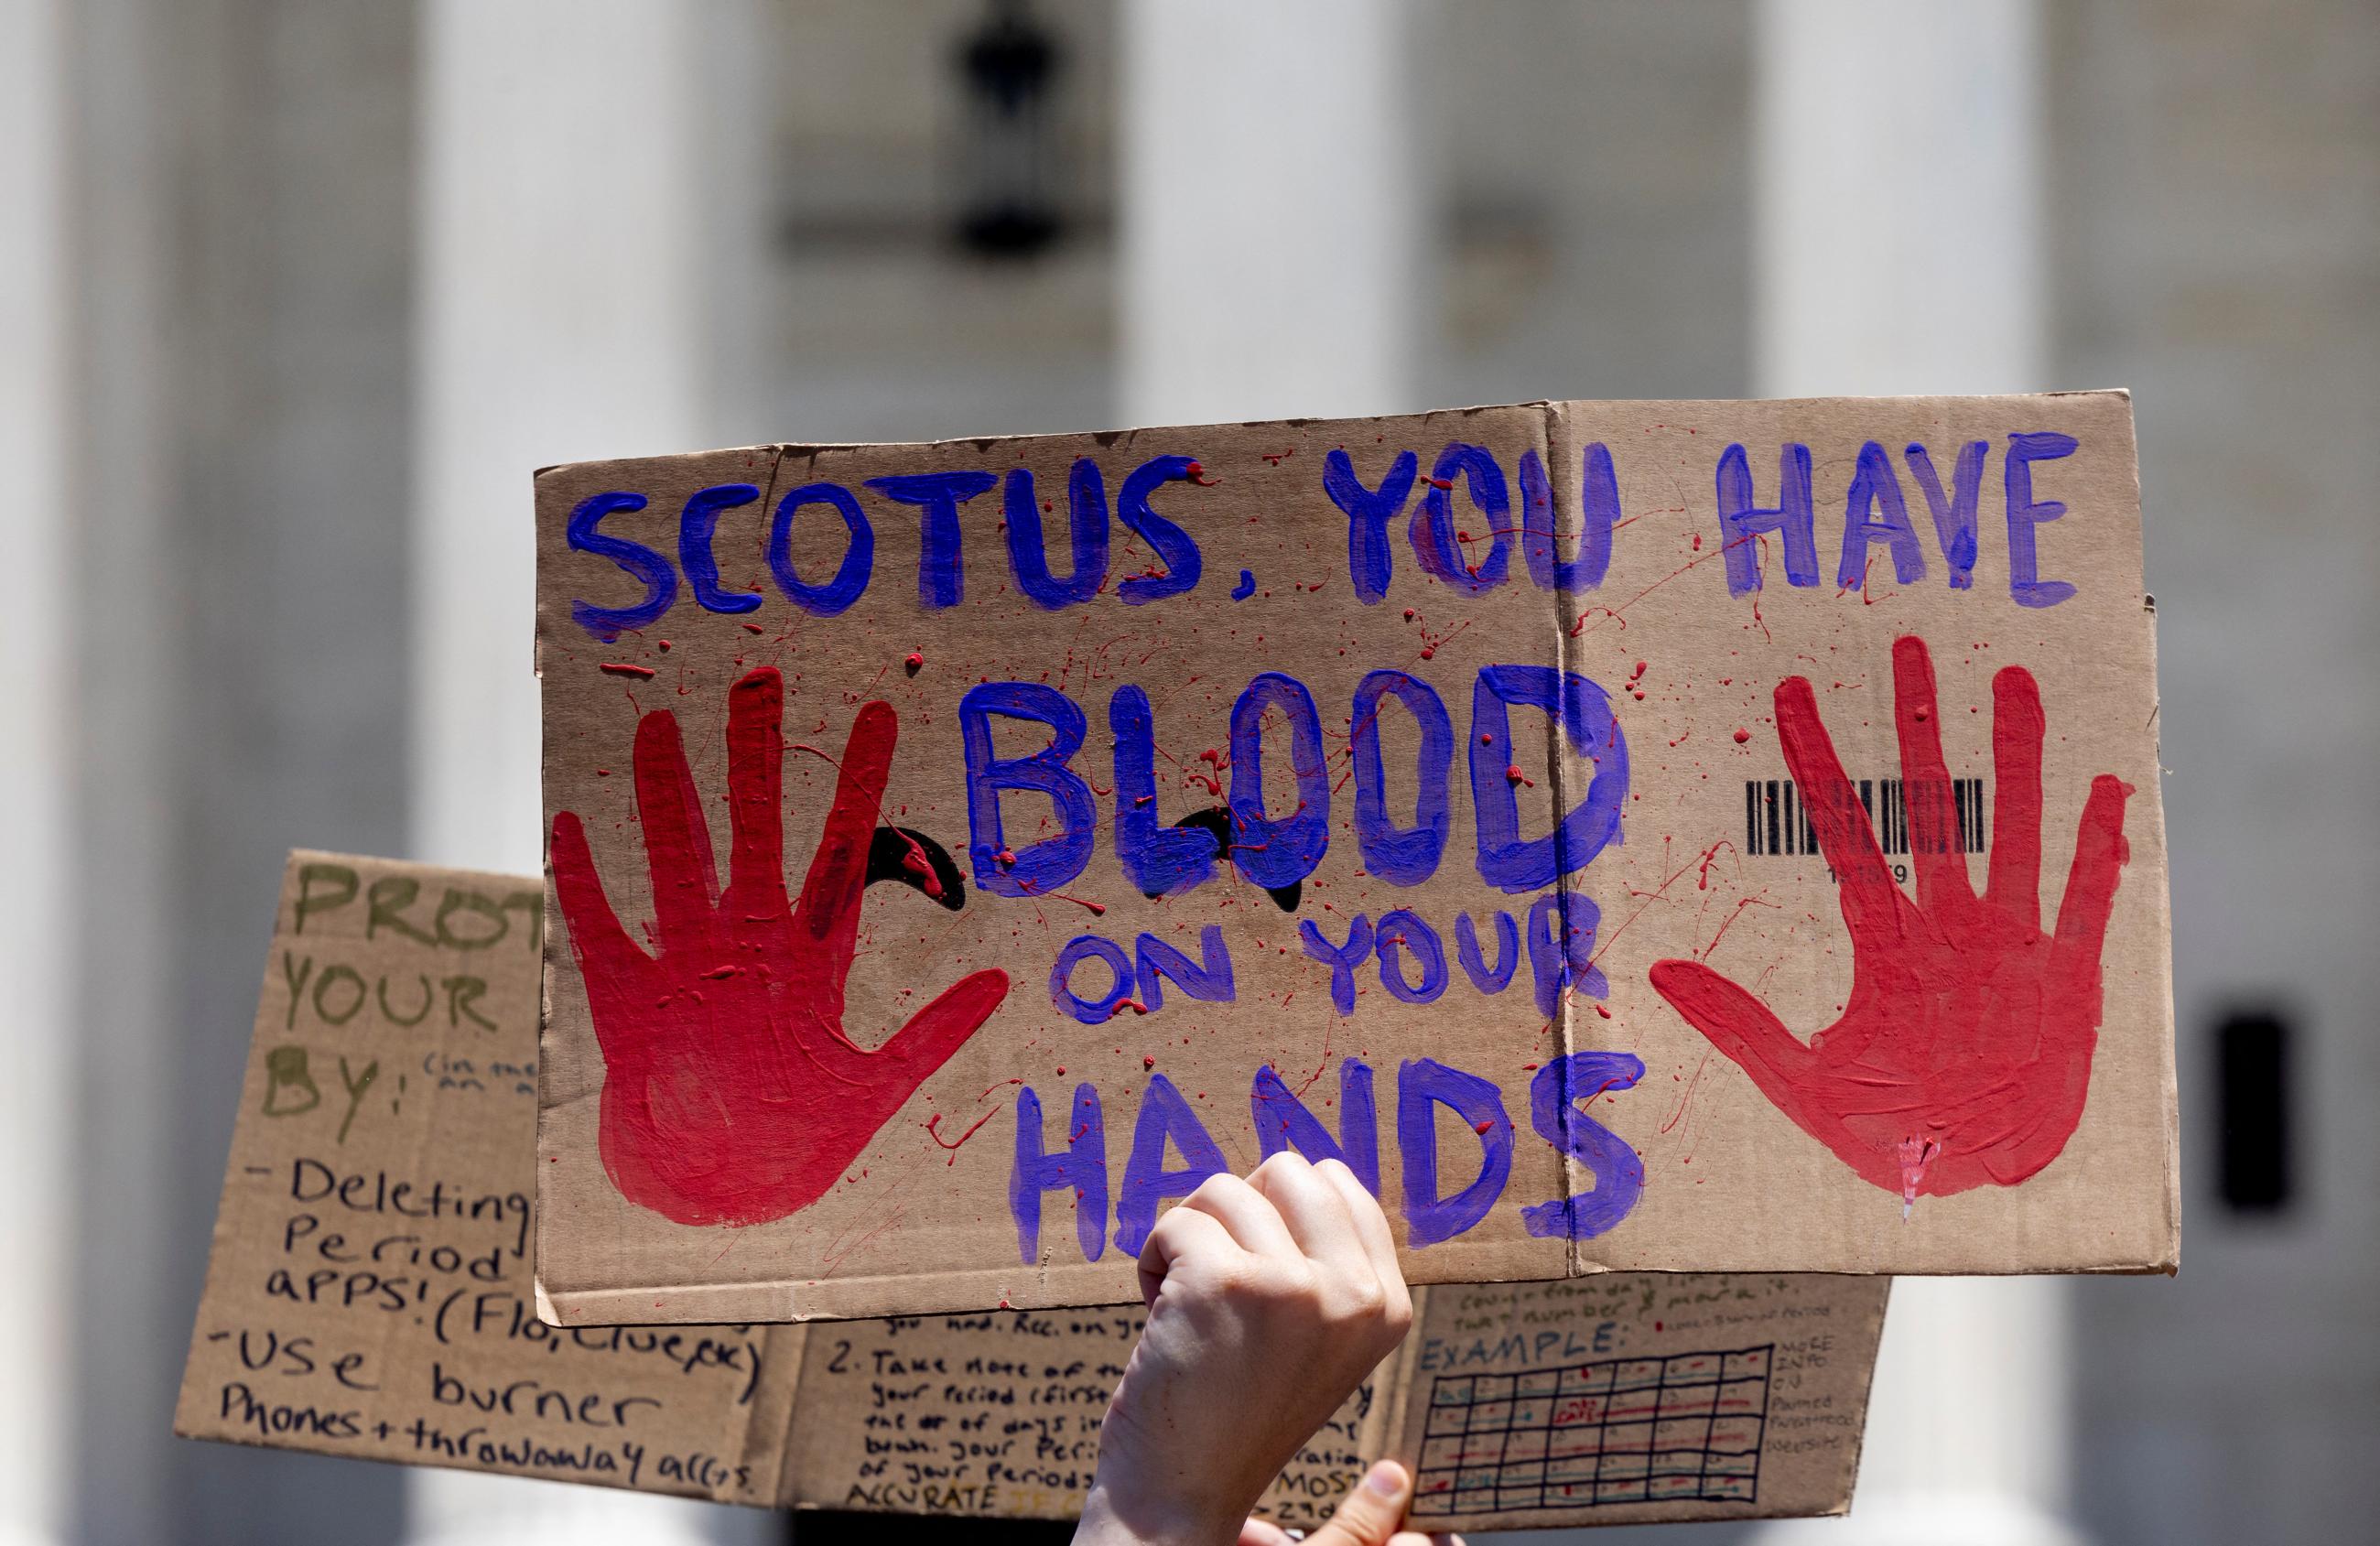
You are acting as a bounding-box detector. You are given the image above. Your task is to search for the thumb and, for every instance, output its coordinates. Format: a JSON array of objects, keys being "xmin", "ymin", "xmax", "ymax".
[
  {"xmin": 1304, "ymin": 1459, "xmax": 1417, "ymax": 1546},
  {"xmin": 876, "ymin": 967, "xmax": 1010, "ymax": 1074},
  {"xmin": 1649, "ymin": 957, "xmax": 1815, "ymax": 1088}
]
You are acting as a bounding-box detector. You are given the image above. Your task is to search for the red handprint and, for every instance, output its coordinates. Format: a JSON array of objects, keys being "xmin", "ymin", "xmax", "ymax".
[
  {"xmin": 1650, "ymin": 635, "xmax": 2132, "ymax": 1207},
  {"xmin": 550, "ymin": 667, "xmax": 1010, "ymax": 1227}
]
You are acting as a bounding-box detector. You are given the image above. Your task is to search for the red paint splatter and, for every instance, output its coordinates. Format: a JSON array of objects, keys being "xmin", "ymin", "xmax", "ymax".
[
  {"xmin": 1732, "ymin": 728, "xmax": 1751, "ymax": 744},
  {"xmin": 601, "ymin": 662, "xmax": 657, "ymax": 679},
  {"xmin": 904, "ymin": 651, "xmax": 925, "ymax": 674},
  {"xmin": 1185, "ymin": 460, "xmax": 1219, "ymax": 487},
  {"xmin": 549, "ymin": 670, "xmax": 1012, "ymax": 1226},
  {"xmin": 1649, "ymin": 636, "xmax": 2133, "ymax": 1205},
  {"xmin": 895, "ymin": 834, "xmax": 944, "ymax": 900},
  {"xmin": 925, "ymin": 1108, "xmax": 1000, "ymax": 1152}
]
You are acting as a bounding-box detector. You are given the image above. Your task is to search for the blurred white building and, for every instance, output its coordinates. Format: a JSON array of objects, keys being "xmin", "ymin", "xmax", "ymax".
[{"xmin": 4, "ymin": 2, "xmax": 2373, "ymax": 1543}]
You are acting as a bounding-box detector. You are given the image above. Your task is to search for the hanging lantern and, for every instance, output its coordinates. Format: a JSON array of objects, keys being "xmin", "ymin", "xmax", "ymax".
[{"xmin": 953, "ymin": 0, "xmax": 1065, "ymax": 259}]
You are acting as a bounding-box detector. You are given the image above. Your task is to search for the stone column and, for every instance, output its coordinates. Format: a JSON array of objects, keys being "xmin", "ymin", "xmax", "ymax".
[
  {"xmin": 1747, "ymin": 4, "xmax": 2079, "ymax": 1543},
  {"xmin": 409, "ymin": 2, "xmax": 765, "ymax": 1541},
  {"xmin": 0, "ymin": 0, "xmax": 73, "ymax": 1535},
  {"xmin": 1117, "ymin": 0, "xmax": 1425, "ymax": 425}
]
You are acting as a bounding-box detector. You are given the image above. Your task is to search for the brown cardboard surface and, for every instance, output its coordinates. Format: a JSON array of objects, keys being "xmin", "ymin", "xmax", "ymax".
[
  {"xmin": 175, "ymin": 852, "xmax": 803, "ymax": 1501},
  {"xmin": 178, "ymin": 852, "xmax": 1886, "ymax": 1531},
  {"xmin": 531, "ymin": 394, "xmax": 2176, "ymax": 1325}
]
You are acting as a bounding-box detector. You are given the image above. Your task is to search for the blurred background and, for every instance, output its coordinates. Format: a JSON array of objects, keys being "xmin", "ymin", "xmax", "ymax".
[{"xmin": 1, "ymin": 1, "xmax": 2372, "ymax": 1543}]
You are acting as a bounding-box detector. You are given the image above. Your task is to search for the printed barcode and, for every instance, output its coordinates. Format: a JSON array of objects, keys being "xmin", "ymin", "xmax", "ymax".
[{"xmin": 1744, "ymin": 777, "xmax": 1985, "ymax": 858}]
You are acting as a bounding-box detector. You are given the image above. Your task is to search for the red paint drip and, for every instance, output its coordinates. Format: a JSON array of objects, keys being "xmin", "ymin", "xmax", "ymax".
[
  {"xmin": 1185, "ymin": 460, "xmax": 1219, "ymax": 487},
  {"xmin": 896, "ymin": 834, "xmax": 944, "ymax": 900},
  {"xmin": 600, "ymin": 662, "xmax": 657, "ymax": 679}
]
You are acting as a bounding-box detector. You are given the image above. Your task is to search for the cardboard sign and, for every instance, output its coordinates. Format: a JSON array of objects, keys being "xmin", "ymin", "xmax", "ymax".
[
  {"xmin": 531, "ymin": 394, "xmax": 2176, "ymax": 1325},
  {"xmin": 177, "ymin": 851, "xmax": 803, "ymax": 1502},
  {"xmin": 784, "ymin": 1274, "xmax": 1886, "ymax": 1532},
  {"xmin": 178, "ymin": 851, "xmax": 1885, "ymax": 1530}
]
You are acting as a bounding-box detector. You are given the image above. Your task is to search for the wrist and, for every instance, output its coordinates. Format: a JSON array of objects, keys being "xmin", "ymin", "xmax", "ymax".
[{"xmin": 1075, "ymin": 1476, "xmax": 1243, "ymax": 1546}]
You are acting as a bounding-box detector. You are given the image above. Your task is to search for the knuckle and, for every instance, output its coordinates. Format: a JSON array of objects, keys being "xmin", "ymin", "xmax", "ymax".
[
  {"xmin": 1338, "ymin": 1272, "xmax": 1387, "ymax": 1318},
  {"xmin": 1185, "ymin": 1172, "xmax": 1250, "ymax": 1210}
]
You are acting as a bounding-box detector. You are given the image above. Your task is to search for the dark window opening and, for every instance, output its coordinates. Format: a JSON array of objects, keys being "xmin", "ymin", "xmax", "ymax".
[{"xmin": 2215, "ymin": 1009, "xmax": 2295, "ymax": 1215}]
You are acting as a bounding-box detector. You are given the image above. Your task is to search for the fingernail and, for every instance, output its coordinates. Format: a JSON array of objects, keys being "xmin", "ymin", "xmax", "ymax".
[{"xmin": 1364, "ymin": 1459, "xmax": 1407, "ymax": 1497}]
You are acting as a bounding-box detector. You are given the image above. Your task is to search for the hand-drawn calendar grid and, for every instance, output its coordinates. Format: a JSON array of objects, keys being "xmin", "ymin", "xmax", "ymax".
[{"xmin": 1412, "ymin": 1344, "xmax": 1773, "ymax": 1517}]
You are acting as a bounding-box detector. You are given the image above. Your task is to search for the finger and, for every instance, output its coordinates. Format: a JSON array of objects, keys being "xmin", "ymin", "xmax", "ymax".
[
  {"xmin": 876, "ymin": 968, "xmax": 1009, "ymax": 1076},
  {"xmin": 1182, "ymin": 1171, "xmax": 1304, "ymax": 1260},
  {"xmin": 1774, "ymin": 676, "xmax": 1905, "ymax": 946},
  {"xmin": 1238, "ymin": 1519, "xmax": 1295, "ymax": 1546},
  {"xmin": 1650, "ymin": 957, "xmax": 1819, "ymax": 1094},
  {"xmin": 1304, "ymin": 1459, "xmax": 1416, "ymax": 1546},
  {"xmin": 793, "ymin": 701, "xmax": 897, "ymax": 978},
  {"xmin": 1890, "ymin": 635, "xmax": 1976, "ymax": 919},
  {"xmin": 545, "ymin": 808, "xmax": 643, "ymax": 975},
  {"xmin": 1985, "ymin": 665, "xmax": 2046, "ymax": 924},
  {"xmin": 2051, "ymin": 773, "xmax": 2132, "ymax": 977},
  {"xmin": 1247, "ymin": 1152, "xmax": 1368, "ymax": 1266},
  {"xmin": 721, "ymin": 667, "xmax": 789, "ymax": 927},
  {"xmin": 1314, "ymin": 1158, "xmax": 1405, "ymax": 1315},
  {"xmin": 630, "ymin": 708, "xmax": 719, "ymax": 953},
  {"xmin": 1137, "ymin": 1200, "xmax": 1239, "ymax": 1308}
]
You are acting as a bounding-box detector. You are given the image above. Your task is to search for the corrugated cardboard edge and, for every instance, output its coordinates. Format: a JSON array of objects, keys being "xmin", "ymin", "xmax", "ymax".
[
  {"xmin": 2134, "ymin": 403, "xmax": 2184, "ymax": 1273},
  {"xmin": 1827, "ymin": 1275, "xmax": 1893, "ymax": 1517}
]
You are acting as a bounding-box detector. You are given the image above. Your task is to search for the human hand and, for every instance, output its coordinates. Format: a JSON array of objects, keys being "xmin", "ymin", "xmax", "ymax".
[
  {"xmin": 1075, "ymin": 1153, "xmax": 1413, "ymax": 1546},
  {"xmin": 1237, "ymin": 1459, "xmax": 1462, "ymax": 1546},
  {"xmin": 1650, "ymin": 634, "xmax": 2132, "ymax": 1207},
  {"xmin": 549, "ymin": 666, "xmax": 1010, "ymax": 1227}
]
